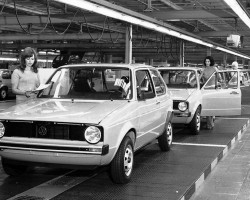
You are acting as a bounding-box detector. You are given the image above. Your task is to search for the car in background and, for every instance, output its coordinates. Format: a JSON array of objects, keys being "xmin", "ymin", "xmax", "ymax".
[
  {"xmin": 0, "ymin": 69, "xmax": 14, "ymax": 100},
  {"xmin": 158, "ymin": 67, "xmax": 241, "ymax": 135},
  {"xmin": 0, "ymin": 63, "xmax": 173, "ymax": 184}
]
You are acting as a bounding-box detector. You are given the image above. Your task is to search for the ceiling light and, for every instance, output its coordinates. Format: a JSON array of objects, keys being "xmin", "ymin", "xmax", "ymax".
[
  {"xmin": 0, "ymin": 57, "xmax": 53, "ymax": 63},
  {"xmin": 223, "ymin": 0, "xmax": 250, "ymax": 29}
]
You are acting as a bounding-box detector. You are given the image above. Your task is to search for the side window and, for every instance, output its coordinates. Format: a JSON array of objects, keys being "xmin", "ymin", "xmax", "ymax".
[
  {"xmin": 136, "ymin": 70, "xmax": 155, "ymax": 100},
  {"xmin": 150, "ymin": 69, "xmax": 166, "ymax": 96},
  {"xmin": 204, "ymin": 73, "xmax": 216, "ymax": 89},
  {"xmin": 227, "ymin": 71, "xmax": 238, "ymax": 88}
]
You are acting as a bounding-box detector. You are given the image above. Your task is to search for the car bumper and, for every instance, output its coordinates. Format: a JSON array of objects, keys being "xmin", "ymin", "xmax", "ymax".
[
  {"xmin": 0, "ymin": 138, "xmax": 110, "ymax": 166},
  {"xmin": 172, "ymin": 110, "xmax": 192, "ymax": 124}
]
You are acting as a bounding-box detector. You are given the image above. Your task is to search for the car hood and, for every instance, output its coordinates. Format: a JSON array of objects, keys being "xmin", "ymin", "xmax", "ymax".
[
  {"xmin": 169, "ymin": 89, "xmax": 196, "ymax": 101},
  {"xmin": 0, "ymin": 99, "xmax": 127, "ymax": 124}
]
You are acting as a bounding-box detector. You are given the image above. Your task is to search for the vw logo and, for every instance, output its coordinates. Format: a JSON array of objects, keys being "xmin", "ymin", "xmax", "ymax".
[{"xmin": 38, "ymin": 126, "xmax": 47, "ymax": 136}]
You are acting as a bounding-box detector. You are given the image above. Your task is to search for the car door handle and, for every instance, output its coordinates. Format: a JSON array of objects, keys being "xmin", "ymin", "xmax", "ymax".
[
  {"xmin": 156, "ymin": 101, "xmax": 161, "ymax": 105},
  {"xmin": 230, "ymin": 91, "xmax": 239, "ymax": 95}
]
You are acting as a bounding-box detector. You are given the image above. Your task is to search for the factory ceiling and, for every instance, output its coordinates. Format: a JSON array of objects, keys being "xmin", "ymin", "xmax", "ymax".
[{"xmin": 1, "ymin": 0, "xmax": 250, "ymax": 66}]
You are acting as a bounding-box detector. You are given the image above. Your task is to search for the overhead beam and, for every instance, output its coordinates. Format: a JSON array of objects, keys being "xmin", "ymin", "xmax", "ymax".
[
  {"xmin": 0, "ymin": 33, "xmax": 125, "ymax": 41},
  {"xmin": 0, "ymin": 1, "xmax": 45, "ymax": 14},
  {"xmin": 157, "ymin": 0, "xmax": 219, "ymax": 31},
  {"xmin": 197, "ymin": 31, "xmax": 250, "ymax": 37},
  {"xmin": 0, "ymin": 16, "xmax": 71, "ymax": 25},
  {"xmin": 145, "ymin": 10, "xmax": 224, "ymax": 20},
  {"xmin": 0, "ymin": 32, "xmax": 166, "ymax": 42},
  {"xmin": 0, "ymin": 15, "xmax": 108, "ymax": 25}
]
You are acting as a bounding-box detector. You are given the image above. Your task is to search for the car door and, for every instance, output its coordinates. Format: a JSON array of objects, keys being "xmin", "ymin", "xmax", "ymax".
[
  {"xmin": 135, "ymin": 69, "xmax": 162, "ymax": 149},
  {"xmin": 150, "ymin": 68, "xmax": 172, "ymax": 127},
  {"xmin": 201, "ymin": 70, "xmax": 241, "ymax": 116}
]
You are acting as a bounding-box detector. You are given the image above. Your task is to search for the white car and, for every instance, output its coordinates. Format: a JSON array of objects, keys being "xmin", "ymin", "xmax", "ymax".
[
  {"xmin": 0, "ymin": 64, "xmax": 173, "ymax": 184},
  {"xmin": 0, "ymin": 69, "xmax": 13, "ymax": 100},
  {"xmin": 158, "ymin": 67, "xmax": 241, "ymax": 134}
]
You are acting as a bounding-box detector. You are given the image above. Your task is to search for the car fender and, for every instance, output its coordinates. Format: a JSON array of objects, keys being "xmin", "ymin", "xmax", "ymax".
[
  {"xmin": 100, "ymin": 120, "xmax": 137, "ymax": 165},
  {"xmin": 186, "ymin": 90, "xmax": 202, "ymax": 123},
  {"xmin": 0, "ymin": 85, "xmax": 8, "ymax": 91},
  {"xmin": 165, "ymin": 110, "xmax": 173, "ymax": 124}
]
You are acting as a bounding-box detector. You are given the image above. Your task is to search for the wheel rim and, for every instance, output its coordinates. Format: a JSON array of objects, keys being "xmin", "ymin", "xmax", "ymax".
[
  {"xmin": 196, "ymin": 112, "xmax": 201, "ymax": 131},
  {"xmin": 1, "ymin": 90, "xmax": 6, "ymax": 99},
  {"xmin": 124, "ymin": 144, "xmax": 133, "ymax": 176},
  {"xmin": 167, "ymin": 123, "xmax": 173, "ymax": 145}
]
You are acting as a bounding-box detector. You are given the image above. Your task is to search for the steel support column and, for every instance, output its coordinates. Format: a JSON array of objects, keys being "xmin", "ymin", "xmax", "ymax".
[
  {"xmin": 125, "ymin": 25, "xmax": 132, "ymax": 64},
  {"xmin": 179, "ymin": 40, "xmax": 184, "ymax": 67}
]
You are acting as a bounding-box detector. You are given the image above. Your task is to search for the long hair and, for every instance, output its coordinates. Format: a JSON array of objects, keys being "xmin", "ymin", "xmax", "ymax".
[
  {"xmin": 203, "ymin": 56, "xmax": 215, "ymax": 66},
  {"xmin": 19, "ymin": 47, "xmax": 38, "ymax": 73}
]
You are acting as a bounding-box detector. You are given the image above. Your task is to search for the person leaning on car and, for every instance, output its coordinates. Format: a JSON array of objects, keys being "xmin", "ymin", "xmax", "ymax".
[
  {"xmin": 200, "ymin": 56, "xmax": 217, "ymax": 130},
  {"xmin": 11, "ymin": 47, "xmax": 40, "ymax": 104}
]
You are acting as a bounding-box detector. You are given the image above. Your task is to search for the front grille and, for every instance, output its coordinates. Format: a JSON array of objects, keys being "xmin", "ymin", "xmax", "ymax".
[
  {"xmin": 2, "ymin": 121, "xmax": 103, "ymax": 142},
  {"xmin": 173, "ymin": 101, "xmax": 180, "ymax": 110}
]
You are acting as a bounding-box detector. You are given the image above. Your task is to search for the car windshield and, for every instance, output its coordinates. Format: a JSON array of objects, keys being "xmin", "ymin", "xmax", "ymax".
[
  {"xmin": 159, "ymin": 70, "xmax": 197, "ymax": 89},
  {"xmin": 38, "ymin": 66, "xmax": 132, "ymax": 100}
]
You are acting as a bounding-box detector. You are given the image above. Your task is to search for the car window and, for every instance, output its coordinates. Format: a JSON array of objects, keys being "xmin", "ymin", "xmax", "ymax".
[
  {"xmin": 39, "ymin": 67, "xmax": 132, "ymax": 100},
  {"xmin": 204, "ymin": 73, "xmax": 216, "ymax": 89},
  {"xmin": 1, "ymin": 71, "xmax": 11, "ymax": 79},
  {"xmin": 226, "ymin": 71, "xmax": 238, "ymax": 88},
  {"xmin": 159, "ymin": 70, "xmax": 197, "ymax": 89},
  {"xmin": 204, "ymin": 71, "xmax": 238, "ymax": 90},
  {"xmin": 150, "ymin": 69, "xmax": 166, "ymax": 96},
  {"xmin": 136, "ymin": 70, "xmax": 155, "ymax": 100}
]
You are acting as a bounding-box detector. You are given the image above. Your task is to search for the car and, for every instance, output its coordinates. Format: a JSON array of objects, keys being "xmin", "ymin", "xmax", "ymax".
[
  {"xmin": 0, "ymin": 63, "xmax": 173, "ymax": 184},
  {"xmin": 0, "ymin": 69, "xmax": 14, "ymax": 100},
  {"xmin": 157, "ymin": 67, "xmax": 241, "ymax": 135}
]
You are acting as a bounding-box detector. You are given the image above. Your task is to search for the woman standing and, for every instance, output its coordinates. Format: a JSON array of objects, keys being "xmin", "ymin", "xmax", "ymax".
[
  {"xmin": 200, "ymin": 56, "xmax": 217, "ymax": 130},
  {"xmin": 11, "ymin": 47, "xmax": 40, "ymax": 104}
]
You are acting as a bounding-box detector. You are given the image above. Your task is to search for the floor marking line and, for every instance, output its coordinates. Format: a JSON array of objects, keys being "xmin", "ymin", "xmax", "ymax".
[
  {"xmin": 7, "ymin": 170, "xmax": 98, "ymax": 200},
  {"xmin": 242, "ymin": 104, "xmax": 250, "ymax": 107},
  {"xmin": 215, "ymin": 117, "xmax": 249, "ymax": 120},
  {"xmin": 173, "ymin": 142, "xmax": 227, "ymax": 148}
]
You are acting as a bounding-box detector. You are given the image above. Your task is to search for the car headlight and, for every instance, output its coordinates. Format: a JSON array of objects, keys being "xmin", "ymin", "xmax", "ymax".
[
  {"xmin": 84, "ymin": 126, "xmax": 101, "ymax": 144},
  {"xmin": 178, "ymin": 102, "xmax": 188, "ymax": 112},
  {"xmin": 0, "ymin": 122, "xmax": 5, "ymax": 138}
]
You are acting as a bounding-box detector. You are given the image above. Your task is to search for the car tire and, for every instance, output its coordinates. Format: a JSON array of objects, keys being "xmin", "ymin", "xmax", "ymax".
[
  {"xmin": 0, "ymin": 88, "xmax": 7, "ymax": 100},
  {"xmin": 189, "ymin": 107, "xmax": 201, "ymax": 135},
  {"xmin": 2, "ymin": 158, "xmax": 28, "ymax": 176},
  {"xmin": 158, "ymin": 121, "xmax": 173, "ymax": 151},
  {"xmin": 110, "ymin": 136, "xmax": 134, "ymax": 184}
]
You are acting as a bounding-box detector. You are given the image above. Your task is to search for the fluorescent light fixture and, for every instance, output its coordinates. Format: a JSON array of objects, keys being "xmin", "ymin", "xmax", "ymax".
[
  {"xmin": 0, "ymin": 57, "xmax": 53, "ymax": 62},
  {"xmin": 54, "ymin": 0, "xmax": 250, "ymax": 59},
  {"xmin": 216, "ymin": 46, "xmax": 250, "ymax": 59},
  {"xmin": 223, "ymin": 0, "xmax": 250, "ymax": 29},
  {"xmin": 0, "ymin": 57, "xmax": 18, "ymax": 61}
]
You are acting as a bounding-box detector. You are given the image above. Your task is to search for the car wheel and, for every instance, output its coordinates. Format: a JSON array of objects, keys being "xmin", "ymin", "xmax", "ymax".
[
  {"xmin": 110, "ymin": 136, "xmax": 134, "ymax": 184},
  {"xmin": 2, "ymin": 158, "xmax": 28, "ymax": 176},
  {"xmin": 158, "ymin": 121, "xmax": 173, "ymax": 151},
  {"xmin": 189, "ymin": 107, "xmax": 201, "ymax": 135},
  {"xmin": 0, "ymin": 88, "xmax": 7, "ymax": 100}
]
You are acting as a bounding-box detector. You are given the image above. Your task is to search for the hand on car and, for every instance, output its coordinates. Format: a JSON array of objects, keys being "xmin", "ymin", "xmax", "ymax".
[{"xmin": 25, "ymin": 90, "xmax": 37, "ymax": 98}]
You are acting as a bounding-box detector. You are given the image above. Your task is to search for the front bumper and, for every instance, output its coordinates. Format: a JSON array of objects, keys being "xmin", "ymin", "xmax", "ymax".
[
  {"xmin": 0, "ymin": 138, "xmax": 110, "ymax": 166},
  {"xmin": 171, "ymin": 110, "xmax": 192, "ymax": 124}
]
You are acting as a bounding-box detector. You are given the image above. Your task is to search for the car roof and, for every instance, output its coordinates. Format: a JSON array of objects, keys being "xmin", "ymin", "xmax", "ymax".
[
  {"xmin": 59, "ymin": 63, "xmax": 155, "ymax": 70},
  {"xmin": 156, "ymin": 66, "xmax": 200, "ymax": 71}
]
